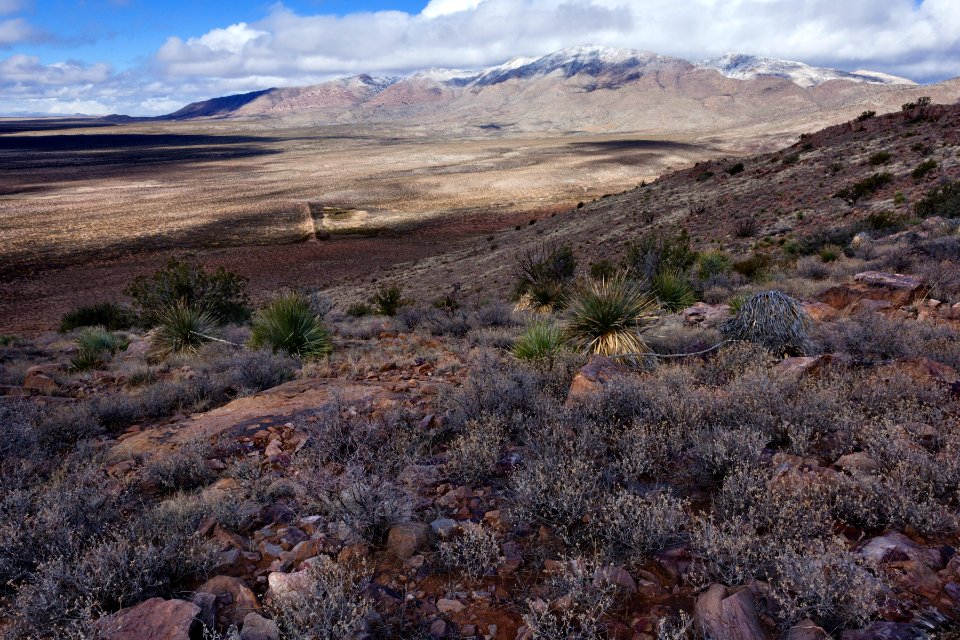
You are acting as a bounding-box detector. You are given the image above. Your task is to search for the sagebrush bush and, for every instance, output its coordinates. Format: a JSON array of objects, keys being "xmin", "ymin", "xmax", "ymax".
[
  {"xmin": 594, "ymin": 491, "xmax": 689, "ymax": 564},
  {"xmin": 142, "ymin": 440, "xmax": 215, "ymax": 494},
  {"xmin": 369, "ymin": 284, "xmax": 407, "ymax": 316},
  {"xmin": 565, "ymin": 276, "xmax": 659, "ymax": 356},
  {"xmin": 834, "ymin": 172, "xmax": 893, "ymax": 205},
  {"xmin": 438, "ymin": 523, "xmax": 502, "ymax": 580},
  {"xmin": 446, "ymin": 414, "xmax": 506, "ymax": 484},
  {"xmin": 521, "ymin": 560, "xmax": 620, "ymax": 640},
  {"xmin": 125, "ymin": 258, "xmax": 249, "ymax": 326},
  {"xmin": 268, "ymin": 557, "xmax": 371, "ymax": 640},
  {"xmin": 316, "ymin": 468, "xmax": 413, "ymax": 543},
  {"xmin": 721, "ymin": 290, "xmax": 812, "ymax": 356},
  {"xmin": 250, "ymin": 293, "xmax": 332, "ymax": 359}
]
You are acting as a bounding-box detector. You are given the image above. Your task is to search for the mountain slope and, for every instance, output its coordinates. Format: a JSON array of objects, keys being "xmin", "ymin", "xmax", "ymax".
[{"xmin": 699, "ymin": 53, "xmax": 916, "ymax": 88}]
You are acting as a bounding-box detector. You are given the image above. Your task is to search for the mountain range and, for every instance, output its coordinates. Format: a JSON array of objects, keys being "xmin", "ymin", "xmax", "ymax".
[{"xmin": 156, "ymin": 46, "xmax": 959, "ymax": 138}]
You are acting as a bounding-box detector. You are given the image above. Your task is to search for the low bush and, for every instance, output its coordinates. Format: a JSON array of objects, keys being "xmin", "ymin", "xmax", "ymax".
[
  {"xmin": 912, "ymin": 158, "xmax": 938, "ymax": 180},
  {"xmin": 833, "ymin": 172, "xmax": 893, "ymax": 205},
  {"xmin": 249, "ymin": 293, "xmax": 332, "ymax": 359},
  {"xmin": 733, "ymin": 217, "xmax": 759, "ymax": 238},
  {"xmin": 125, "ymin": 258, "xmax": 249, "ymax": 326},
  {"xmin": 60, "ymin": 302, "xmax": 135, "ymax": 332},
  {"xmin": 732, "ymin": 254, "xmax": 771, "ymax": 280},
  {"xmin": 369, "ymin": 284, "xmax": 408, "ymax": 316},
  {"xmin": 346, "ymin": 302, "xmax": 374, "ymax": 317},
  {"xmin": 514, "ymin": 244, "xmax": 577, "ymax": 310},
  {"xmin": 446, "ymin": 414, "xmax": 506, "ymax": 484},
  {"xmin": 726, "ymin": 162, "xmax": 745, "ymax": 175},
  {"xmin": 695, "ymin": 250, "xmax": 732, "ymax": 280},
  {"xmin": 915, "ymin": 180, "xmax": 960, "ymax": 218},
  {"xmin": 867, "ymin": 151, "xmax": 891, "ymax": 166},
  {"xmin": 142, "ymin": 440, "xmax": 215, "ymax": 494},
  {"xmin": 438, "ymin": 523, "xmax": 502, "ymax": 580},
  {"xmin": 624, "ymin": 229, "xmax": 697, "ymax": 280}
]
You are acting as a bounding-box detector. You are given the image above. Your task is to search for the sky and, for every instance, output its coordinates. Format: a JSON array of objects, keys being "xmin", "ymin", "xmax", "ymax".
[{"xmin": 1, "ymin": 0, "xmax": 958, "ymax": 116}]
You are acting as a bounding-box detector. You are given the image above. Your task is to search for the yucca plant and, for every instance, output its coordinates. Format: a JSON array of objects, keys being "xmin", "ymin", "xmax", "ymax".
[
  {"xmin": 695, "ymin": 250, "xmax": 733, "ymax": 280},
  {"xmin": 149, "ymin": 302, "xmax": 220, "ymax": 360},
  {"xmin": 721, "ymin": 290, "xmax": 812, "ymax": 356},
  {"xmin": 76, "ymin": 326, "xmax": 128, "ymax": 355},
  {"xmin": 250, "ymin": 293, "xmax": 332, "ymax": 359},
  {"xmin": 513, "ymin": 321, "xmax": 565, "ymax": 364},
  {"xmin": 652, "ymin": 271, "xmax": 696, "ymax": 312},
  {"xmin": 565, "ymin": 276, "xmax": 659, "ymax": 356},
  {"xmin": 69, "ymin": 327, "xmax": 129, "ymax": 371}
]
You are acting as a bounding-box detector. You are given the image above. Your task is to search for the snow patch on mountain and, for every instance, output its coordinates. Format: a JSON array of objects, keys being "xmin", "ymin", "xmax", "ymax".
[{"xmin": 699, "ymin": 53, "xmax": 916, "ymax": 87}]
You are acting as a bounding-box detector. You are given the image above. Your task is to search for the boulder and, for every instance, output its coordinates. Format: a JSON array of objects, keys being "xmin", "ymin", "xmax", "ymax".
[
  {"xmin": 802, "ymin": 301, "xmax": 840, "ymax": 323},
  {"xmin": 774, "ymin": 355, "xmax": 828, "ymax": 379},
  {"xmin": 683, "ymin": 302, "xmax": 732, "ymax": 328},
  {"xmin": 23, "ymin": 370, "xmax": 58, "ymax": 393},
  {"xmin": 593, "ymin": 565, "xmax": 637, "ymax": 593},
  {"xmin": 387, "ymin": 522, "xmax": 431, "ymax": 559},
  {"xmin": 817, "ymin": 271, "xmax": 926, "ymax": 311},
  {"xmin": 265, "ymin": 570, "xmax": 312, "ymax": 604},
  {"xmin": 195, "ymin": 575, "xmax": 260, "ymax": 627},
  {"xmin": 695, "ymin": 584, "xmax": 768, "ymax": 640},
  {"xmin": 857, "ymin": 532, "xmax": 943, "ymax": 568},
  {"xmin": 566, "ymin": 356, "xmax": 628, "ymax": 404},
  {"xmin": 784, "ymin": 619, "xmax": 829, "ymax": 640},
  {"xmin": 437, "ymin": 598, "xmax": 465, "ymax": 614},
  {"xmin": 240, "ymin": 612, "xmax": 280, "ymax": 640},
  {"xmin": 96, "ymin": 598, "xmax": 200, "ymax": 640}
]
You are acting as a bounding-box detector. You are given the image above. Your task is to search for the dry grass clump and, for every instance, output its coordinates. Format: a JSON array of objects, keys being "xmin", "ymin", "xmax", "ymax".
[
  {"xmin": 446, "ymin": 414, "xmax": 507, "ymax": 485},
  {"xmin": 438, "ymin": 523, "xmax": 503, "ymax": 580},
  {"xmin": 149, "ymin": 302, "xmax": 219, "ymax": 360},
  {"xmin": 721, "ymin": 290, "xmax": 812, "ymax": 356},
  {"xmin": 249, "ymin": 293, "xmax": 333, "ymax": 359}
]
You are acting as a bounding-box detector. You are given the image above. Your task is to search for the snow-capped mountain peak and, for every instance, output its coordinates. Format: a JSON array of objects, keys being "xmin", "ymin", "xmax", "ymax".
[{"xmin": 698, "ymin": 53, "xmax": 916, "ymax": 87}]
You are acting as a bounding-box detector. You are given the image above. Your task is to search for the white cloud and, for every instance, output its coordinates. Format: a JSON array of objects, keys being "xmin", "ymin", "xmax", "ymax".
[
  {"xmin": 0, "ymin": 17, "xmax": 37, "ymax": 46},
  {"xmin": 0, "ymin": 0, "xmax": 23, "ymax": 16},
  {"xmin": 422, "ymin": 0, "xmax": 485, "ymax": 18},
  {"xmin": 3, "ymin": 0, "xmax": 960, "ymax": 115}
]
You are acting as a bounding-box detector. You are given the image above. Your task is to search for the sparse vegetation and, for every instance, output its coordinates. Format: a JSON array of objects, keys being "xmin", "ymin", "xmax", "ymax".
[
  {"xmin": 149, "ymin": 302, "xmax": 219, "ymax": 360},
  {"xmin": 369, "ymin": 284, "xmax": 408, "ymax": 316},
  {"xmin": 915, "ymin": 179, "xmax": 960, "ymax": 218},
  {"xmin": 834, "ymin": 172, "xmax": 893, "ymax": 205},
  {"xmin": 867, "ymin": 151, "xmax": 891, "ymax": 166},
  {"xmin": 912, "ymin": 158, "xmax": 938, "ymax": 180},
  {"xmin": 721, "ymin": 290, "xmax": 811, "ymax": 355},
  {"xmin": 651, "ymin": 270, "xmax": 696, "ymax": 312},
  {"xmin": 513, "ymin": 321, "xmax": 564, "ymax": 363},
  {"xmin": 60, "ymin": 302, "xmax": 135, "ymax": 332}
]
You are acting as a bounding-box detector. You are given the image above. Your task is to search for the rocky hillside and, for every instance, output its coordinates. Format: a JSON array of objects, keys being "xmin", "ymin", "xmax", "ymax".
[{"xmin": 3, "ymin": 102, "xmax": 960, "ymax": 640}]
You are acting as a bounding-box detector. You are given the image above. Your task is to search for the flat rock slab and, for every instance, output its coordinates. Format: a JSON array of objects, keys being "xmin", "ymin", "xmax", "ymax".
[
  {"xmin": 109, "ymin": 377, "xmax": 406, "ymax": 461},
  {"xmin": 96, "ymin": 597, "xmax": 200, "ymax": 640}
]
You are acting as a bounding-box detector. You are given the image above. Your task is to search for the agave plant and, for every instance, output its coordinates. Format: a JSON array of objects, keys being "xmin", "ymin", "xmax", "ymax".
[
  {"xmin": 250, "ymin": 293, "xmax": 333, "ymax": 359},
  {"xmin": 565, "ymin": 276, "xmax": 659, "ymax": 356},
  {"xmin": 651, "ymin": 271, "xmax": 696, "ymax": 312},
  {"xmin": 512, "ymin": 321, "xmax": 565, "ymax": 363},
  {"xmin": 149, "ymin": 302, "xmax": 220, "ymax": 360},
  {"xmin": 721, "ymin": 290, "xmax": 812, "ymax": 356}
]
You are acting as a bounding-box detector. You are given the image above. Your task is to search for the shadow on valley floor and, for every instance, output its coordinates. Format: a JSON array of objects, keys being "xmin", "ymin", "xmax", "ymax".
[
  {"xmin": 0, "ymin": 133, "xmax": 284, "ymax": 173},
  {"xmin": 566, "ymin": 139, "xmax": 705, "ymax": 152},
  {"xmin": 0, "ymin": 118, "xmax": 119, "ymax": 135}
]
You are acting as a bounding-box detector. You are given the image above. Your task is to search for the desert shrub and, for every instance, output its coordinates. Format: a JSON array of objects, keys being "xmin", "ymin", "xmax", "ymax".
[
  {"xmin": 814, "ymin": 311, "xmax": 960, "ymax": 368},
  {"xmin": 915, "ymin": 180, "xmax": 960, "ymax": 218},
  {"xmin": 32, "ymin": 403, "xmax": 103, "ymax": 452},
  {"xmin": 346, "ymin": 302, "xmax": 374, "ymax": 317},
  {"xmin": 216, "ymin": 348, "xmax": 296, "ymax": 392},
  {"xmin": 818, "ymin": 244, "xmax": 841, "ymax": 263},
  {"xmin": 474, "ymin": 303, "xmax": 515, "ymax": 327},
  {"xmin": 651, "ymin": 271, "xmax": 696, "ymax": 312},
  {"xmin": 795, "ymin": 256, "xmax": 831, "ymax": 280},
  {"xmin": 514, "ymin": 244, "xmax": 577, "ymax": 309},
  {"xmin": 60, "ymin": 302, "xmax": 135, "ymax": 332},
  {"xmin": 725, "ymin": 162, "xmax": 745, "ymax": 175},
  {"xmin": 624, "ymin": 229, "xmax": 697, "ymax": 280},
  {"xmin": 866, "ymin": 209, "xmax": 903, "ymax": 231},
  {"xmin": 833, "ymin": 172, "xmax": 892, "ymax": 205},
  {"xmin": 149, "ymin": 303, "xmax": 219, "ymax": 360},
  {"xmin": 856, "ymin": 110, "xmax": 876, "ymax": 122},
  {"xmin": 589, "ymin": 259, "xmax": 617, "ymax": 281},
  {"xmin": 438, "ymin": 523, "xmax": 502, "ymax": 580},
  {"xmin": 733, "ymin": 217, "xmax": 759, "ymax": 238},
  {"xmin": 317, "ymin": 468, "xmax": 412, "ymax": 543},
  {"xmin": 393, "ymin": 305, "xmax": 426, "ymax": 331},
  {"xmin": 425, "ymin": 308, "xmax": 472, "ymax": 337},
  {"xmin": 369, "ymin": 284, "xmax": 407, "ymax": 316},
  {"xmin": 565, "ymin": 276, "xmax": 659, "ymax": 356},
  {"xmin": 732, "ymin": 254, "xmax": 770, "ymax": 280},
  {"xmin": 125, "ymin": 258, "xmax": 249, "ymax": 326},
  {"xmin": 250, "ymin": 293, "xmax": 332, "ymax": 359},
  {"xmin": 69, "ymin": 327, "xmax": 129, "ymax": 372},
  {"xmin": 69, "ymin": 345, "xmax": 107, "ymax": 372},
  {"xmin": 270, "ymin": 556, "xmax": 373, "ymax": 640},
  {"xmin": 695, "ymin": 250, "xmax": 732, "ymax": 280},
  {"xmin": 521, "ymin": 560, "xmax": 620, "ymax": 640},
  {"xmin": 446, "ymin": 414, "xmax": 506, "ymax": 484},
  {"xmin": 721, "ymin": 290, "xmax": 812, "ymax": 356},
  {"xmin": 902, "ymin": 96, "xmax": 932, "ymax": 111},
  {"xmin": 867, "ymin": 151, "xmax": 891, "ymax": 166},
  {"xmin": 912, "ymin": 158, "xmax": 938, "ymax": 179},
  {"xmin": 142, "ymin": 440, "xmax": 215, "ymax": 494},
  {"xmin": 594, "ymin": 491, "xmax": 689, "ymax": 564},
  {"xmin": 781, "ymin": 152, "xmax": 800, "ymax": 165},
  {"xmin": 513, "ymin": 321, "xmax": 564, "ymax": 363}
]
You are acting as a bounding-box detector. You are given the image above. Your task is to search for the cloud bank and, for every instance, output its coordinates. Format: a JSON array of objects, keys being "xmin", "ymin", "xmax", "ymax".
[{"xmin": 2, "ymin": 0, "xmax": 959, "ymax": 115}]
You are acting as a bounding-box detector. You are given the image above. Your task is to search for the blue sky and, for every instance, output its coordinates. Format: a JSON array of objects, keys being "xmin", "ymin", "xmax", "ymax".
[{"xmin": 1, "ymin": 0, "xmax": 958, "ymax": 115}]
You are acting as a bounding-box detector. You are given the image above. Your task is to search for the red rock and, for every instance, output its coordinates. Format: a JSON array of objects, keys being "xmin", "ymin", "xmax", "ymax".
[
  {"xmin": 784, "ymin": 619, "xmax": 829, "ymax": 640},
  {"xmin": 195, "ymin": 575, "xmax": 260, "ymax": 627},
  {"xmin": 774, "ymin": 355, "xmax": 828, "ymax": 378},
  {"xmin": 818, "ymin": 271, "xmax": 926, "ymax": 311},
  {"xmin": 240, "ymin": 612, "xmax": 279, "ymax": 640},
  {"xmin": 437, "ymin": 598, "xmax": 465, "ymax": 614},
  {"xmin": 566, "ymin": 356, "xmax": 629, "ymax": 404},
  {"xmin": 96, "ymin": 597, "xmax": 200, "ymax": 640},
  {"xmin": 802, "ymin": 301, "xmax": 840, "ymax": 323},
  {"xmin": 683, "ymin": 302, "xmax": 732, "ymax": 328},
  {"xmin": 857, "ymin": 532, "xmax": 943, "ymax": 568},
  {"xmin": 593, "ymin": 565, "xmax": 637, "ymax": 593},
  {"xmin": 387, "ymin": 522, "xmax": 431, "ymax": 559},
  {"xmin": 23, "ymin": 371, "xmax": 58, "ymax": 393},
  {"xmin": 695, "ymin": 584, "xmax": 768, "ymax": 640}
]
